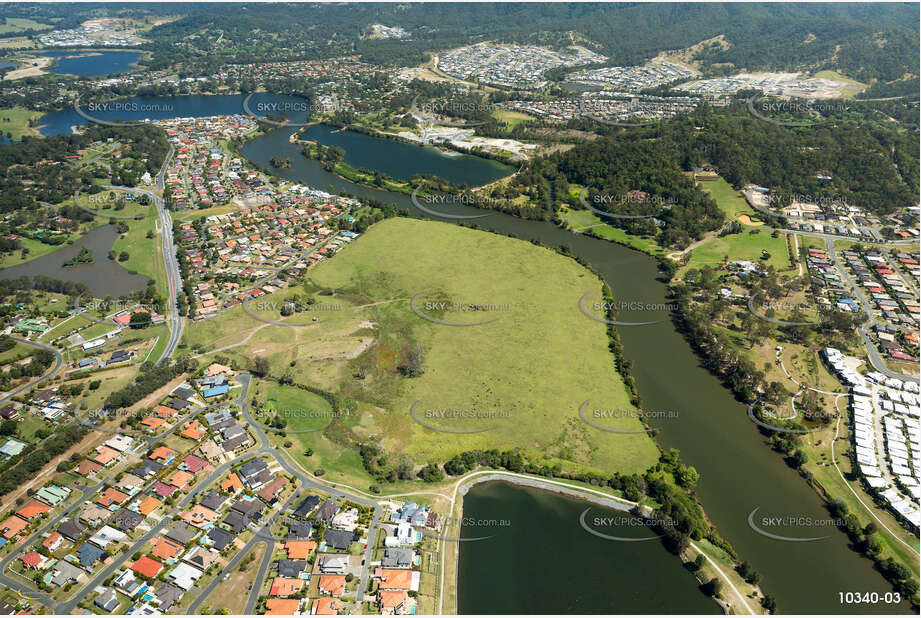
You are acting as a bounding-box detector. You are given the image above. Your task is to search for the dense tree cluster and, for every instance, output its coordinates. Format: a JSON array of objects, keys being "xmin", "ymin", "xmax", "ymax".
[
  {"xmin": 0, "ymin": 424, "xmax": 87, "ymax": 498},
  {"xmin": 103, "ymin": 358, "xmax": 197, "ymax": 409}
]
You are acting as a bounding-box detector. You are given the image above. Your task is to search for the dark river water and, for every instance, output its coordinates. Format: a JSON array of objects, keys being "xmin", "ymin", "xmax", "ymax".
[
  {"xmin": 458, "ymin": 481, "xmax": 718, "ymax": 614},
  {"xmin": 0, "ymin": 225, "xmax": 148, "ymax": 297},
  {"xmin": 241, "ymin": 126, "xmax": 912, "ymax": 615}
]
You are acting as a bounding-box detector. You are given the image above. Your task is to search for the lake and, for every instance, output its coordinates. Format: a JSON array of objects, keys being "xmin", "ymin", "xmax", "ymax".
[
  {"xmin": 242, "ymin": 125, "xmax": 914, "ymax": 614},
  {"xmin": 457, "ymin": 481, "xmax": 719, "ymax": 614},
  {"xmin": 34, "ymin": 94, "xmax": 512, "ymax": 186},
  {"xmin": 300, "ymin": 123, "xmax": 512, "ymax": 186},
  {"xmin": 38, "ymin": 50, "xmax": 143, "ymax": 77},
  {"xmin": 0, "ymin": 225, "xmax": 149, "ymax": 297},
  {"xmin": 37, "ymin": 93, "xmax": 311, "ymax": 138}
]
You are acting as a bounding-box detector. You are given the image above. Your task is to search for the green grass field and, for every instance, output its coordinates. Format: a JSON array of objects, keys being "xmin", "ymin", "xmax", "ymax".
[
  {"xmin": 681, "ymin": 228, "xmax": 790, "ymax": 273},
  {"xmin": 0, "ymin": 106, "xmax": 42, "ymax": 140},
  {"xmin": 698, "ymin": 177, "xmax": 759, "ymax": 223},
  {"xmin": 0, "ymin": 18, "xmax": 52, "ymax": 34},
  {"xmin": 560, "ymin": 207, "xmax": 665, "ymax": 256},
  {"xmin": 0, "ymin": 236, "xmax": 70, "ymax": 268},
  {"xmin": 110, "ymin": 215, "xmax": 165, "ymax": 296},
  {"xmin": 251, "ymin": 383, "xmax": 334, "ymax": 433},
  {"xmin": 0, "ymin": 342, "xmax": 33, "ymax": 365},
  {"xmin": 305, "ymin": 217, "xmax": 658, "ymax": 473},
  {"xmin": 491, "ymin": 109, "xmax": 534, "ymax": 129},
  {"xmin": 193, "ymin": 218, "xmax": 660, "ymax": 483}
]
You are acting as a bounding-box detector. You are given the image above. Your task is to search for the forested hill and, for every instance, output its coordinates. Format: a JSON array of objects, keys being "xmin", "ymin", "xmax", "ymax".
[
  {"xmin": 5, "ymin": 3, "xmax": 912, "ymax": 84},
  {"xmin": 148, "ymin": 3, "xmax": 916, "ymax": 83},
  {"xmin": 521, "ymin": 103, "xmax": 917, "ymax": 227}
]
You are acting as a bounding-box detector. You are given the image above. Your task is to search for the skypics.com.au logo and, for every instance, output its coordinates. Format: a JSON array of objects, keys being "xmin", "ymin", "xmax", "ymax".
[{"xmin": 747, "ymin": 96, "xmax": 849, "ymax": 127}]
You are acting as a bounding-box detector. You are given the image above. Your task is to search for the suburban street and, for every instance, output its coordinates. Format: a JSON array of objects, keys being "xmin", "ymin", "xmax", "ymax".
[
  {"xmin": 0, "ymin": 336, "xmax": 64, "ymax": 404},
  {"xmin": 1, "ymin": 371, "xmax": 382, "ymax": 615}
]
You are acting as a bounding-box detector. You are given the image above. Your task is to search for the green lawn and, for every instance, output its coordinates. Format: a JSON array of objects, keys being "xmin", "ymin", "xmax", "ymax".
[
  {"xmin": 491, "ymin": 109, "xmax": 534, "ymax": 129},
  {"xmin": 305, "ymin": 217, "xmax": 658, "ymax": 474},
  {"xmin": 41, "ymin": 314, "xmax": 94, "ymax": 342},
  {"xmin": 0, "ymin": 236, "xmax": 69, "ymax": 268},
  {"xmin": 0, "ymin": 342, "xmax": 32, "ymax": 364},
  {"xmin": 560, "ymin": 207, "xmax": 665, "ymax": 256},
  {"xmin": 0, "ymin": 106, "xmax": 43, "ymax": 140},
  {"xmin": 110, "ymin": 215, "xmax": 165, "ymax": 296},
  {"xmin": 251, "ymin": 383, "xmax": 334, "ymax": 433},
  {"xmin": 681, "ymin": 228, "xmax": 791, "ymax": 273},
  {"xmin": 698, "ymin": 177, "xmax": 760, "ymax": 223}
]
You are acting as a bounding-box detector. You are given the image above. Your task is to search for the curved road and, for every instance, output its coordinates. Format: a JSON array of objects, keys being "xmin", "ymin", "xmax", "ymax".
[
  {"xmin": 824, "ymin": 237, "xmax": 919, "ymax": 384},
  {"xmin": 0, "ymin": 336, "xmax": 64, "ymax": 404},
  {"xmin": 189, "ymin": 373, "xmax": 382, "ymax": 613}
]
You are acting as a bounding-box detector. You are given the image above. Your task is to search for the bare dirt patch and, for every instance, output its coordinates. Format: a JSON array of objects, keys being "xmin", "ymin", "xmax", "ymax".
[
  {"xmin": 130, "ymin": 374, "xmax": 188, "ymax": 412},
  {"xmin": 3, "ymin": 55, "xmax": 51, "ymax": 80}
]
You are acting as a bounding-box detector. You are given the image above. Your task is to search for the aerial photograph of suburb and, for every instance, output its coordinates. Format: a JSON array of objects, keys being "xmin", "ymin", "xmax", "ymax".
[{"xmin": 0, "ymin": 1, "xmax": 917, "ymax": 616}]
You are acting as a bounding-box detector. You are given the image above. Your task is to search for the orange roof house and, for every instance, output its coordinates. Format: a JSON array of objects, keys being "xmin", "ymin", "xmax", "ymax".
[
  {"xmin": 142, "ymin": 417, "xmax": 166, "ymax": 430},
  {"xmin": 131, "ymin": 556, "xmax": 164, "ymax": 578},
  {"xmin": 17, "ymin": 500, "xmax": 51, "ymax": 520},
  {"xmin": 379, "ymin": 590, "xmax": 409, "ymax": 610},
  {"xmin": 283, "ymin": 540, "xmax": 316, "ymax": 560},
  {"xmin": 1, "ymin": 515, "xmax": 27, "ymax": 539},
  {"xmin": 265, "ymin": 598, "xmax": 300, "ymax": 615},
  {"xmin": 137, "ymin": 496, "xmax": 162, "ymax": 516},
  {"xmin": 377, "ymin": 569, "xmax": 412, "ymax": 591},
  {"xmin": 151, "ymin": 538, "xmax": 184, "ymax": 561},
  {"xmin": 317, "ymin": 575, "xmax": 346, "ymax": 597},
  {"xmin": 311, "ymin": 598, "xmax": 340, "ymax": 615},
  {"xmin": 181, "ymin": 421, "xmax": 207, "ymax": 441},
  {"xmin": 43, "ymin": 532, "xmax": 63, "ymax": 550},
  {"xmin": 205, "ymin": 363, "xmax": 231, "ymax": 377},
  {"xmin": 269, "ymin": 577, "xmax": 303, "ymax": 597},
  {"xmin": 221, "ymin": 473, "xmax": 243, "ymax": 493},
  {"xmin": 93, "ymin": 445, "xmax": 121, "ymax": 466},
  {"xmin": 169, "ymin": 470, "xmax": 195, "ymax": 490},
  {"xmin": 78, "ymin": 459, "xmax": 104, "ymax": 476},
  {"xmin": 181, "ymin": 505, "xmax": 218, "ymax": 528},
  {"xmin": 155, "ymin": 405, "xmax": 179, "ymax": 418},
  {"xmin": 149, "ymin": 446, "xmax": 177, "ymax": 463},
  {"xmin": 97, "ymin": 487, "xmax": 129, "ymax": 508}
]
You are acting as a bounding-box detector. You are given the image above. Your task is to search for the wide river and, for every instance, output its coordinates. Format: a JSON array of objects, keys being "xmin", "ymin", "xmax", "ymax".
[
  {"xmin": 8, "ymin": 94, "xmax": 912, "ymax": 613},
  {"xmin": 241, "ymin": 126, "xmax": 913, "ymax": 615}
]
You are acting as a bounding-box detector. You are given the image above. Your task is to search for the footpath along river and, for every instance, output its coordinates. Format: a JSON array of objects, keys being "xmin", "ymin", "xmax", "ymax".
[{"xmin": 242, "ymin": 126, "xmax": 912, "ymax": 614}]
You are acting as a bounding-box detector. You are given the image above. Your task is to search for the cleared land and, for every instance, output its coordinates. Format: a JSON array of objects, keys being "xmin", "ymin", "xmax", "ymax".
[
  {"xmin": 305, "ymin": 218, "xmax": 657, "ymax": 473},
  {"xmin": 0, "ymin": 18, "xmax": 52, "ymax": 34},
  {"xmin": 189, "ymin": 218, "xmax": 659, "ymax": 486},
  {"xmin": 698, "ymin": 177, "xmax": 759, "ymax": 223}
]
